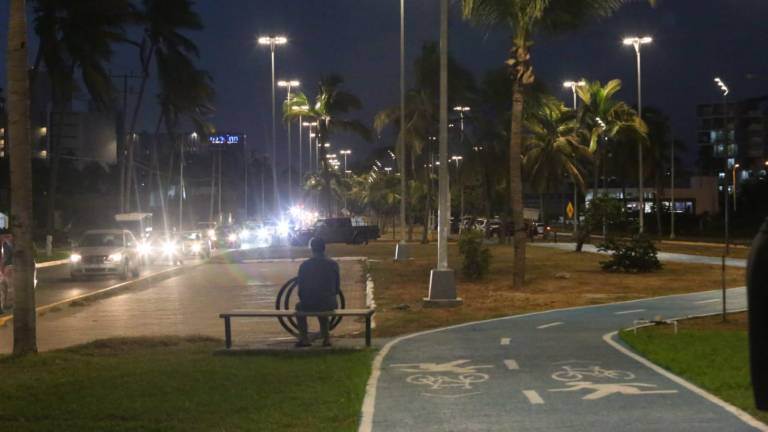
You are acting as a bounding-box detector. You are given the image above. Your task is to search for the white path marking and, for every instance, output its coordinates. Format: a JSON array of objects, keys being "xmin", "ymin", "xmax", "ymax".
[
  {"xmin": 504, "ymin": 359, "xmax": 519, "ymax": 370},
  {"xmin": 523, "ymin": 390, "xmax": 545, "ymax": 405},
  {"xmin": 500, "ymin": 337, "xmax": 510, "ymax": 345},
  {"xmin": 695, "ymin": 298, "xmax": 720, "ymax": 304},
  {"xmin": 537, "ymin": 322, "xmax": 564, "ymax": 329},
  {"xmin": 614, "ymin": 309, "xmax": 646, "ymax": 315}
]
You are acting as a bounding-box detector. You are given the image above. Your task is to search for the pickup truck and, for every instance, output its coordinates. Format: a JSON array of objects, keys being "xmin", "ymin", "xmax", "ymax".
[{"xmin": 290, "ymin": 217, "xmax": 380, "ymax": 246}]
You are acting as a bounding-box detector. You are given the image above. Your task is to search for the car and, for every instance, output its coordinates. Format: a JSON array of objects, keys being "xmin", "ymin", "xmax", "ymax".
[
  {"xmin": 290, "ymin": 217, "xmax": 380, "ymax": 246},
  {"xmin": 181, "ymin": 231, "xmax": 212, "ymax": 258},
  {"xmin": 69, "ymin": 229, "xmax": 143, "ymax": 280}
]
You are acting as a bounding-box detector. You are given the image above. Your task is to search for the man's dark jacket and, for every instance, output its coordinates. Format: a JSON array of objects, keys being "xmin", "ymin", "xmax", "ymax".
[{"xmin": 297, "ymin": 255, "xmax": 340, "ymax": 311}]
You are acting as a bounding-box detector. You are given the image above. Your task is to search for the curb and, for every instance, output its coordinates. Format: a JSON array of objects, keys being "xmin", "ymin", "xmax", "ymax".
[
  {"xmin": 35, "ymin": 259, "xmax": 69, "ymax": 269},
  {"xmin": 0, "ymin": 261, "xmax": 205, "ymax": 328}
]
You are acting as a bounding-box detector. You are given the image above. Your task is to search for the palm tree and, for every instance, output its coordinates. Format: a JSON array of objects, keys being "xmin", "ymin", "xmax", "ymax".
[
  {"xmin": 123, "ymin": 0, "xmax": 204, "ymax": 212},
  {"xmin": 284, "ymin": 76, "xmax": 371, "ymax": 216},
  {"xmin": 31, "ymin": 0, "xmax": 133, "ymax": 238},
  {"xmin": 461, "ymin": 0, "xmax": 654, "ymax": 288},
  {"xmin": 523, "ymin": 97, "xmax": 591, "ymax": 215},
  {"xmin": 7, "ymin": 0, "xmax": 37, "ymax": 354}
]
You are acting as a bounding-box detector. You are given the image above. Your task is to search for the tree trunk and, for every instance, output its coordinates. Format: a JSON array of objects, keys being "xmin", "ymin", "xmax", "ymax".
[
  {"xmin": 510, "ymin": 79, "xmax": 526, "ymax": 288},
  {"xmin": 8, "ymin": 0, "xmax": 38, "ymax": 355}
]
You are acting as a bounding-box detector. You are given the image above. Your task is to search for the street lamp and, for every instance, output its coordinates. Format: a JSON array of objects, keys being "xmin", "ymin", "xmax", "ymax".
[
  {"xmin": 258, "ymin": 35, "xmax": 288, "ymax": 215},
  {"xmin": 563, "ymin": 79, "xmax": 587, "ymax": 235},
  {"xmin": 303, "ymin": 121, "xmax": 318, "ymax": 173},
  {"xmin": 384, "ymin": 167, "xmax": 393, "ymax": 175},
  {"xmin": 292, "ymin": 105, "xmax": 310, "ymax": 180},
  {"xmin": 452, "ymin": 106, "xmax": 471, "ymax": 132},
  {"xmin": 562, "ymin": 80, "xmax": 587, "ymax": 109},
  {"xmin": 340, "ymin": 149, "xmax": 351, "ymax": 173},
  {"xmin": 395, "ymin": 0, "xmax": 409, "ymax": 262},
  {"xmin": 278, "ymin": 80, "xmax": 300, "ymax": 205},
  {"xmin": 732, "ymin": 163, "xmax": 740, "ymax": 212},
  {"xmin": 714, "ymin": 77, "xmax": 731, "ymax": 255},
  {"xmin": 623, "ymin": 35, "xmax": 652, "ymax": 234}
]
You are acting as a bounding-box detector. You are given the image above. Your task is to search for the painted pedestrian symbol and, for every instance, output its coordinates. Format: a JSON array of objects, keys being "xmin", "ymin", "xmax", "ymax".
[
  {"xmin": 549, "ymin": 381, "xmax": 678, "ymax": 400},
  {"xmin": 391, "ymin": 360, "xmax": 493, "ymax": 397}
]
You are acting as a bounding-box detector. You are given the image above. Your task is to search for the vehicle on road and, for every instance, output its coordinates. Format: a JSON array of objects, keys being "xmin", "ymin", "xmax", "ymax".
[
  {"xmin": 289, "ymin": 217, "xmax": 380, "ymax": 246},
  {"xmin": 181, "ymin": 231, "xmax": 212, "ymax": 258},
  {"xmin": 69, "ymin": 229, "xmax": 143, "ymax": 280}
]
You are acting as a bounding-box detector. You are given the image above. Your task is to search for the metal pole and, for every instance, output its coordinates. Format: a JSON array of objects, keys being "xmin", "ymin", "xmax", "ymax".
[
  {"xmin": 270, "ymin": 43, "xmax": 280, "ymax": 216},
  {"xmin": 179, "ymin": 136, "xmax": 184, "ymax": 231},
  {"xmin": 244, "ymin": 135, "xmax": 248, "ymax": 219},
  {"xmin": 218, "ymin": 146, "xmax": 222, "ymax": 223},
  {"xmin": 398, "ymin": 0, "xmax": 407, "ymax": 248},
  {"xmin": 298, "ymin": 115, "xmax": 303, "ymax": 184},
  {"xmin": 437, "ymin": 0, "xmax": 449, "ymax": 270},
  {"xmin": 571, "ymin": 87, "xmax": 579, "ymax": 235},
  {"xmin": 635, "ymin": 43, "xmax": 645, "ymax": 234},
  {"xmin": 670, "ymin": 130, "xmax": 675, "ymax": 239},
  {"xmin": 724, "ymin": 93, "xmax": 730, "ymax": 256}
]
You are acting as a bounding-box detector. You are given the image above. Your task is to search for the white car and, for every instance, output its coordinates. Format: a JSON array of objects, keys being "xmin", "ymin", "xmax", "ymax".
[{"xmin": 69, "ymin": 229, "xmax": 142, "ymax": 280}]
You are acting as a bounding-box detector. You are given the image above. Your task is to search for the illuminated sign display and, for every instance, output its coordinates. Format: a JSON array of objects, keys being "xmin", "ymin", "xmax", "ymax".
[{"xmin": 208, "ymin": 134, "xmax": 244, "ymax": 145}]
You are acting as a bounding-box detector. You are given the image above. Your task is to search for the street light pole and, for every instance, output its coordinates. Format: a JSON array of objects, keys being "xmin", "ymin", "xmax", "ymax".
[
  {"xmin": 670, "ymin": 128, "xmax": 675, "ymax": 239},
  {"xmin": 340, "ymin": 149, "xmax": 351, "ymax": 173},
  {"xmin": 278, "ymin": 79, "xmax": 300, "ymax": 206},
  {"xmin": 395, "ymin": 0, "xmax": 409, "ymax": 260},
  {"xmin": 258, "ymin": 35, "xmax": 287, "ymax": 216},
  {"xmin": 623, "ymin": 36, "xmax": 652, "ymax": 234},
  {"xmin": 563, "ymin": 80, "xmax": 586, "ymax": 235},
  {"xmin": 715, "ymin": 77, "xmax": 730, "ymax": 255}
]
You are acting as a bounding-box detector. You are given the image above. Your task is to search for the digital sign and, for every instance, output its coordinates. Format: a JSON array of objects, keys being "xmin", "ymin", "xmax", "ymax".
[{"xmin": 208, "ymin": 133, "xmax": 244, "ymax": 145}]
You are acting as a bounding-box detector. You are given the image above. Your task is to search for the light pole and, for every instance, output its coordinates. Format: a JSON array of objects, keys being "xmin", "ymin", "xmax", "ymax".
[
  {"xmin": 452, "ymin": 106, "xmax": 470, "ymax": 132},
  {"xmin": 563, "ymin": 80, "xmax": 586, "ymax": 235},
  {"xmin": 395, "ymin": 0, "xmax": 409, "ymax": 261},
  {"xmin": 278, "ymin": 79, "xmax": 300, "ymax": 205},
  {"xmin": 715, "ymin": 77, "xmax": 730, "ymax": 255},
  {"xmin": 304, "ymin": 122, "xmax": 317, "ymax": 173},
  {"xmin": 258, "ymin": 35, "xmax": 287, "ymax": 216},
  {"xmin": 340, "ymin": 149, "xmax": 351, "ymax": 174},
  {"xmin": 426, "ymin": 0, "xmax": 460, "ymax": 306},
  {"xmin": 293, "ymin": 105, "xmax": 309, "ymax": 183},
  {"xmin": 451, "ymin": 155, "xmax": 464, "ymax": 220},
  {"xmin": 670, "ymin": 128, "xmax": 676, "ymax": 239},
  {"xmin": 732, "ymin": 163, "xmax": 740, "ymax": 212},
  {"xmin": 623, "ymin": 35, "xmax": 652, "ymax": 234}
]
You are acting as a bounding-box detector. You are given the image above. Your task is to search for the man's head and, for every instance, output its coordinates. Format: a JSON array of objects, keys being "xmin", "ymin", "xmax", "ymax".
[{"xmin": 309, "ymin": 237, "xmax": 326, "ymax": 256}]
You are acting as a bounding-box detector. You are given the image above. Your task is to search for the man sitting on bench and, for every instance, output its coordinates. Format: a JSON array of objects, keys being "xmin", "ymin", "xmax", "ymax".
[{"xmin": 295, "ymin": 237, "xmax": 340, "ymax": 347}]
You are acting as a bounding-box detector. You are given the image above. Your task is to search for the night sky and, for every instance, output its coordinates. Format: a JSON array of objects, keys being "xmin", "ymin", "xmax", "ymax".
[{"xmin": 2, "ymin": 0, "xmax": 767, "ymax": 171}]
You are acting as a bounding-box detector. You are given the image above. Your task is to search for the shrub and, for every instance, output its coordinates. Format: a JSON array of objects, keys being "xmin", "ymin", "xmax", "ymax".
[
  {"xmin": 598, "ymin": 236, "xmax": 662, "ymax": 273},
  {"xmin": 458, "ymin": 229, "xmax": 491, "ymax": 280}
]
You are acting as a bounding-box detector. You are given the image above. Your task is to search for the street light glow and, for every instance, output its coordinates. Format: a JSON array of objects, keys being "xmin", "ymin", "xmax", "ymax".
[
  {"xmin": 562, "ymin": 80, "xmax": 586, "ymax": 89},
  {"xmin": 453, "ymin": 106, "xmax": 471, "ymax": 112},
  {"xmin": 714, "ymin": 77, "xmax": 730, "ymax": 95},
  {"xmin": 277, "ymin": 80, "xmax": 300, "ymax": 87},
  {"xmin": 623, "ymin": 36, "xmax": 652, "ymax": 46},
  {"xmin": 258, "ymin": 36, "xmax": 287, "ymax": 45}
]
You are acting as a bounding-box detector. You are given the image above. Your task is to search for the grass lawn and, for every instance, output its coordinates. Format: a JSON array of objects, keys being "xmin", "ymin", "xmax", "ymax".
[
  {"xmin": 620, "ymin": 313, "xmax": 767, "ymax": 425},
  {"xmin": 34, "ymin": 247, "xmax": 70, "ymax": 263},
  {"xmin": 0, "ymin": 336, "xmax": 373, "ymax": 432},
  {"xmin": 223, "ymin": 240, "xmax": 746, "ymax": 337}
]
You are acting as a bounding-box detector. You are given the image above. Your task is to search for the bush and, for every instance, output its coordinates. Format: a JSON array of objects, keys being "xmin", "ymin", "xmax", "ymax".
[
  {"xmin": 458, "ymin": 229, "xmax": 491, "ymax": 280},
  {"xmin": 598, "ymin": 236, "xmax": 662, "ymax": 273}
]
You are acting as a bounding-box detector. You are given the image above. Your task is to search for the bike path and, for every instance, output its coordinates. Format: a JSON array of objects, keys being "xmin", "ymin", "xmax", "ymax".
[
  {"xmin": 532, "ymin": 242, "xmax": 747, "ymax": 268},
  {"xmin": 363, "ymin": 288, "xmax": 765, "ymax": 431}
]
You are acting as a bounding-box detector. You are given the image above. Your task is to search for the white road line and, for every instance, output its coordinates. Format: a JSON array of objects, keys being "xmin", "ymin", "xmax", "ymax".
[
  {"xmin": 504, "ymin": 359, "xmax": 519, "ymax": 370},
  {"xmin": 500, "ymin": 337, "xmax": 511, "ymax": 345},
  {"xmin": 614, "ymin": 309, "xmax": 646, "ymax": 315},
  {"xmin": 695, "ymin": 299, "xmax": 720, "ymax": 304},
  {"xmin": 537, "ymin": 322, "xmax": 563, "ymax": 329},
  {"xmin": 523, "ymin": 390, "xmax": 545, "ymax": 405}
]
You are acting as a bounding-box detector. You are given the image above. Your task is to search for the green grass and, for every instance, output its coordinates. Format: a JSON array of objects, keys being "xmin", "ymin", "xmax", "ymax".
[
  {"xmin": 620, "ymin": 314, "xmax": 768, "ymax": 425},
  {"xmin": 0, "ymin": 336, "xmax": 374, "ymax": 431},
  {"xmin": 34, "ymin": 247, "xmax": 70, "ymax": 263}
]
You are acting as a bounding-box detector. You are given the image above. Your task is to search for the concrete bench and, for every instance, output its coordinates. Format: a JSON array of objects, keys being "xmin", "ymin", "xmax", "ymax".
[{"xmin": 219, "ymin": 309, "xmax": 376, "ymax": 348}]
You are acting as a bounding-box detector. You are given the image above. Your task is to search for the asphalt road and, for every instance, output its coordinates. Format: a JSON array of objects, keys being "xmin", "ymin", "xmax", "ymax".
[{"xmin": 364, "ymin": 287, "xmax": 765, "ymax": 432}]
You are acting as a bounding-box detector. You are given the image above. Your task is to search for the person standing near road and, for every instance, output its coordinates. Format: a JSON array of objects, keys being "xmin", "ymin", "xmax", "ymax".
[{"xmin": 295, "ymin": 237, "xmax": 340, "ymax": 347}]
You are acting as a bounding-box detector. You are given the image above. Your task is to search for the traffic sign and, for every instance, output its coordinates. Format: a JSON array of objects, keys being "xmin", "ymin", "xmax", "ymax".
[{"xmin": 566, "ymin": 202, "xmax": 575, "ymax": 219}]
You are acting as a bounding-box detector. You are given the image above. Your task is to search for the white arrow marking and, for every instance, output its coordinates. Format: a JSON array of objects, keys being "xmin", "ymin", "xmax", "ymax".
[
  {"xmin": 504, "ymin": 359, "xmax": 519, "ymax": 370},
  {"xmin": 500, "ymin": 337, "xmax": 510, "ymax": 345},
  {"xmin": 614, "ymin": 309, "xmax": 646, "ymax": 315},
  {"xmin": 523, "ymin": 390, "xmax": 545, "ymax": 405},
  {"xmin": 537, "ymin": 322, "xmax": 564, "ymax": 329}
]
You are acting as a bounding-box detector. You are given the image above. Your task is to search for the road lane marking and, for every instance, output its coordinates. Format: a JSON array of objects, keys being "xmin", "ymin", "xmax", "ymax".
[
  {"xmin": 500, "ymin": 337, "xmax": 510, "ymax": 345},
  {"xmin": 614, "ymin": 309, "xmax": 645, "ymax": 315},
  {"xmin": 504, "ymin": 359, "xmax": 519, "ymax": 370},
  {"xmin": 695, "ymin": 299, "xmax": 720, "ymax": 304},
  {"xmin": 537, "ymin": 322, "xmax": 563, "ymax": 329},
  {"xmin": 523, "ymin": 390, "xmax": 544, "ymax": 405}
]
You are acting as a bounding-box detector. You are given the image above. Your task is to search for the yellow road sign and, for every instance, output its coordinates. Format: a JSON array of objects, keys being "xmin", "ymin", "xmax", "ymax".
[{"xmin": 566, "ymin": 202, "xmax": 575, "ymax": 219}]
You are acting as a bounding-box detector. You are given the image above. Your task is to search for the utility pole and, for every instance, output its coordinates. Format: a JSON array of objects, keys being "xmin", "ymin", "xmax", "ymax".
[{"xmin": 395, "ymin": 0, "xmax": 409, "ymax": 261}]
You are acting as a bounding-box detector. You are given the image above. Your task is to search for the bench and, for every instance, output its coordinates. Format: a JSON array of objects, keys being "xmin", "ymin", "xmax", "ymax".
[{"xmin": 219, "ymin": 309, "xmax": 376, "ymax": 348}]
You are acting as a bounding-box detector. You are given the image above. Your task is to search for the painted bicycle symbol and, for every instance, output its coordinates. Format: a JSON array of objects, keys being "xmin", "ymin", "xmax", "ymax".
[
  {"xmin": 552, "ymin": 365, "xmax": 635, "ymax": 382},
  {"xmin": 405, "ymin": 373, "xmax": 490, "ymax": 390}
]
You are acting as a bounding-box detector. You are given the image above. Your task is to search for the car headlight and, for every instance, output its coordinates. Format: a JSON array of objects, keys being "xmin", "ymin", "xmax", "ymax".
[
  {"xmin": 69, "ymin": 253, "xmax": 82, "ymax": 263},
  {"xmin": 137, "ymin": 241, "xmax": 152, "ymax": 255},
  {"xmin": 162, "ymin": 241, "xmax": 177, "ymax": 255},
  {"xmin": 239, "ymin": 229, "xmax": 250, "ymax": 240},
  {"xmin": 207, "ymin": 229, "xmax": 215, "ymax": 238},
  {"xmin": 277, "ymin": 221, "xmax": 290, "ymax": 237},
  {"xmin": 191, "ymin": 242, "xmax": 202, "ymax": 253},
  {"xmin": 227, "ymin": 233, "xmax": 238, "ymax": 243},
  {"xmin": 107, "ymin": 253, "xmax": 123, "ymax": 262},
  {"xmin": 257, "ymin": 228, "xmax": 270, "ymax": 239}
]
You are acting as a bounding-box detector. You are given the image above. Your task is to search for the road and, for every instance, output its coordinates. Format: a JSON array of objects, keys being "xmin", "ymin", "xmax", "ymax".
[
  {"xmin": 363, "ymin": 287, "xmax": 766, "ymax": 432},
  {"xmin": 0, "ymin": 254, "xmax": 368, "ymax": 353}
]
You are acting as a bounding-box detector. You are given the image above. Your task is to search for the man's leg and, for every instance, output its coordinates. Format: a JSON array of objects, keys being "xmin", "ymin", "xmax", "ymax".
[
  {"xmin": 318, "ymin": 316, "xmax": 331, "ymax": 346},
  {"xmin": 295, "ymin": 302, "xmax": 311, "ymax": 347}
]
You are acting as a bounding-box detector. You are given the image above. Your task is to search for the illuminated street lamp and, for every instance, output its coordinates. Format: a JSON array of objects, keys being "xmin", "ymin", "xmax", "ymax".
[
  {"xmin": 452, "ymin": 106, "xmax": 471, "ymax": 132},
  {"xmin": 623, "ymin": 35, "xmax": 652, "ymax": 234},
  {"xmin": 303, "ymin": 121, "xmax": 318, "ymax": 173},
  {"xmin": 714, "ymin": 77, "xmax": 731, "ymax": 254},
  {"xmin": 292, "ymin": 105, "xmax": 310, "ymax": 179},
  {"xmin": 563, "ymin": 79, "xmax": 587, "ymax": 235},
  {"xmin": 340, "ymin": 149, "xmax": 352, "ymax": 173},
  {"xmin": 258, "ymin": 35, "xmax": 288, "ymax": 214},
  {"xmin": 384, "ymin": 167, "xmax": 393, "ymax": 175}
]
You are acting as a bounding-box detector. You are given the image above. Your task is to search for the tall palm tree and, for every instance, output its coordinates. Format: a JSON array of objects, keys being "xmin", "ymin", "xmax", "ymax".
[
  {"xmin": 31, "ymin": 0, "xmax": 132, "ymax": 238},
  {"xmin": 523, "ymin": 97, "xmax": 591, "ymax": 202},
  {"xmin": 123, "ymin": 0, "xmax": 203, "ymax": 212},
  {"xmin": 461, "ymin": 0, "xmax": 654, "ymax": 288},
  {"xmin": 7, "ymin": 0, "xmax": 37, "ymax": 354},
  {"xmin": 284, "ymin": 76, "xmax": 371, "ymax": 216}
]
